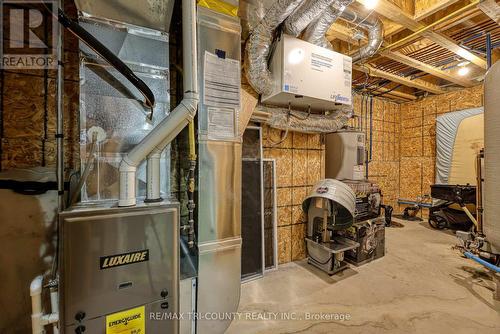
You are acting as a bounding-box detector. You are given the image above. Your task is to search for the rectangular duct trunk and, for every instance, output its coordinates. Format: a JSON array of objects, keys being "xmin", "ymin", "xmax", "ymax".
[{"xmin": 196, "ymin": 5, "xmax": 242, "ymax": 334}]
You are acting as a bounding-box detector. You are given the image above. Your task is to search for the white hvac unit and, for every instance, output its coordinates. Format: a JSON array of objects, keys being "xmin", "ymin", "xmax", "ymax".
[
  {"xmin": 262, "ymin": 34, "xmax": 352, "ymax": 111},
  {"xmin": 326, "ymin": 131, "xmax": 366, "ymax": 181}
]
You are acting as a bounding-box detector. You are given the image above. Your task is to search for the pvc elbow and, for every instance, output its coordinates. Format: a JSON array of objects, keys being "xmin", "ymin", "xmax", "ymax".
[
  {"xmin": 30, "ymin": 275, "xmax": 43, "ymax": 296},
  {"xmin": 181, "ymin": 92, "xmax": 199, "ymax": 121}
]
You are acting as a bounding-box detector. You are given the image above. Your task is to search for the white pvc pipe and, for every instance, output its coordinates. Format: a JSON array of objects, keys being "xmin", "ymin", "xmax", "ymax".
[
  {"xmin": 146, "ymin": 152, "xmax": 162, "ymax": 201},
  {"xmin": 30, "ymin": 276, "xmax": 43, "ymax": 334},
  {"xmin": 119, "ymin": 0, "xmax": 199, "ymax": 207},
  {"xmin": 31, "ymin": 276, "xmax": 59, "ymax": 334},
  {"xmin": 50, "ymin": 287, "xmax": 60, "ymax": 334}
]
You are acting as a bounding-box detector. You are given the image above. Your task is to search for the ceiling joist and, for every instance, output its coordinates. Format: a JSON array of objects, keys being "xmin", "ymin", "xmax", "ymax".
[
  {"xmin": 353, "ymin": 64, "xmax": 446, "ymax": 94},
  {"xmin": 478, "ymin": 0, "xmax": 500, "ymax": 23},
  {"xmin": 380, "ymin": 50, "xmax": 477, "ymax": 87},
  {"xmin": 356, "ymin": 0, "xmax": 488, "ymax": 69}
]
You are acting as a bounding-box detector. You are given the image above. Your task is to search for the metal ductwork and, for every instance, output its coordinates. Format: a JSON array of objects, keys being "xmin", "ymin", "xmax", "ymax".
[
  {"xmin": 302, "ymin": 1, "xmax": 352, "ymax": 49},
  {"xmin": 258, "ymin": 104, "xmax": 353, "ymax": 133},
  {"xmin": 244, "ymin": 0, "xmax": 304, "ymax": 95},
  {"xmin": 339, "ymin": 7, "xmax": 384, "ymax": 63},
  {"xmin": 118, "ymin": 0, "xmax": 199, "ymax": 206},
  {"xmin": 75, "ymin": 0, "xmax": 175, "ymax": 32},
  {"xmin": 283, "ymin": 0, "xmax": 337, "ymax": 37},
  {"xmin": 303, "ymin": 4, "xmax": 383, "ymax": 61}
]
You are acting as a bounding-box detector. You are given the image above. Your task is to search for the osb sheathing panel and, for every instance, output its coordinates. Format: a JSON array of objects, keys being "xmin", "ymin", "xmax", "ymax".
[
  {"xmin": 263, "ymin": 126, "xmax": 324, "ymax": 264},
  {"xmin": 1, "ymin": 72, "xmax": 79, "ymax": 170},
  {"xmin": 398, "ymin": 85, "xmax": 484, "ymax": 215},
  {"xmin": 400, "ymin": 157, "xmax": 422, "ymax": 200}
]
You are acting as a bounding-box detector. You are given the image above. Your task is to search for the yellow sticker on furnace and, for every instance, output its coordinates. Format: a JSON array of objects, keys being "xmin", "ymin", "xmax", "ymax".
[{"xmin": 106, "ymin": 306, "xmax": 145, "ymax": 334}]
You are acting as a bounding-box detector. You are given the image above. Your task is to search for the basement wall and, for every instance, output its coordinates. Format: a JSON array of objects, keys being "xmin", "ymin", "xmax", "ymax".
[
  {"xmin": 0, "ymin": 3, "xmax": 79, "ymax": 332},
  {"xmin": 398, "ymin": 85, "xmax": 484, "ymax": 216}
]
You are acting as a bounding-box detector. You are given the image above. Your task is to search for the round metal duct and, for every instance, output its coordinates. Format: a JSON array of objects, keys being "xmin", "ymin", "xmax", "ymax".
[{"xmin": 302, "ymin": 178, "xmax": 356, "ymax": 227}]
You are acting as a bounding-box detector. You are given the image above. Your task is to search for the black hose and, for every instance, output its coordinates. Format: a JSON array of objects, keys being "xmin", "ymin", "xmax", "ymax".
[
  {"xmin": 372, "ymin": 84, "xmax": 403, "ymax": 98},
  {"xmin": 46, "ymin": 4, "xmax": 155, "ymax": 119},
  {"xmin": 369, "ymin": 96, "xmax": 373, "ymax": 161}
]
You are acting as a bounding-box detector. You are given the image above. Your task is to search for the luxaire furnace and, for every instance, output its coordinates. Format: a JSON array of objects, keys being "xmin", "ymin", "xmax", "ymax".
[{"xmin": 59, "ymin": 203, "xmax": 179, "ymax": 333}]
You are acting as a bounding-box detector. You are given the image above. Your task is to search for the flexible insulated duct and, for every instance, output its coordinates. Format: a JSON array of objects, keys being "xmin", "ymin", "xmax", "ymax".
[
  {"xmin": 339, "ymin": 7, "xmax": 384, "ymax": 63},
  {"xmin": 302, "ymin": 1, "xmax": 353, "ymax": 49},
  {"xmin": 244, "ymin": 0, "xmax": 304, "ymax": 95},
  {"xmin": 284, "ymin": 0, "xmax": 337, "ymax": 37},
  {"xmin": 259, "ymin": 105, "xmax": 353, "ymax": 133}
]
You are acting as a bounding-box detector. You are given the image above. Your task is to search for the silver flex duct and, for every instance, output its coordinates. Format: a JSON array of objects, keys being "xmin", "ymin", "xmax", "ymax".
[
  {"xmin": 283, "ymin": 0, "xmax": 338, "ymax": 37},
  {"xmin": 302, "ymin": 0, "xmax": 353, "ymax": 49},
  {"xmin": 339, "ymin": 7, "xmax": 384, "ymax": 63},
  {"xmin": 244, "ymin": 0, "xmax": 303, "ymax": 96}
]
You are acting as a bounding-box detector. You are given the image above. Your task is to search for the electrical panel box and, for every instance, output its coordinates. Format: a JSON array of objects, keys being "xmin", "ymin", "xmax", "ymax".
[{"xmin": 262, "ymin": 34, "xmax": 352, "ymax": 111}]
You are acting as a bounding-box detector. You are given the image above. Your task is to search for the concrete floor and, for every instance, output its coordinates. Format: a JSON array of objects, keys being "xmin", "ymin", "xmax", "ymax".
[{"xmin": 227, "ymin": 219, "xmax": 500, "ymax": 334}]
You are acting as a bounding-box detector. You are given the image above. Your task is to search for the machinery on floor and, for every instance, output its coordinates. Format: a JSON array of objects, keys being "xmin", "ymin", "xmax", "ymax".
[
  {"xmin": 303, "ymin": 179, "xmax": 360, "ymax": 275},
  {"xmin": 337, "ymin": 218, "xmax": 386, "ymax": 266}
]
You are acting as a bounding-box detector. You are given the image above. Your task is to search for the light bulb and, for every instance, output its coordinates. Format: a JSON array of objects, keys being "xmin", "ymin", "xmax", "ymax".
[
  {"xmin": 364, "ymin": 0, "xmax": 379, "ymax": 10},
  {"xmin": 287, "ymin": 48, "xmax": 305, "ymax": 65},
  {"xmin": 458, "ymin": 67, "xmax": 470, "ymax": 76}
]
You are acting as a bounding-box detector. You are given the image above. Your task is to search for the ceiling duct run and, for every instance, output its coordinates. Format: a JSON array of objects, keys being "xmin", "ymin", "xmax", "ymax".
[
  {"xmin": 283, "ymin": 0, "xmax": 337, "ymax": 37},
  {"xmin": 302, "ymin": 2, "xmax": 349, "ymax": 49}
]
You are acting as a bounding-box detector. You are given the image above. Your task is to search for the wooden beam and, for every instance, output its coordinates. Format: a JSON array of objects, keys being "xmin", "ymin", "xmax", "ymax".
[
  {"xmin": 353, "ymin": 64, "xmax": 445, "ymax": 94},
  {"xmin": 478, "ymin": 0, "xmax": 500, "ymax": 23},
  {"xmin": 414, "ymin": 0, "xmax": 461, "ymax": 20},
  {"xmin": 371, "ymin": 87, "xmax": 418, "ymax": 100},
  {"xmin": 326, "ymin": 22, "xmax": 365, "ymax": 44},
  {"xmin": 380, "ymin": 50, "xmax": 476, "ymax": 87},
  {"xmin": 356, "ymin": 0, "xmax": 488, "ymax": 69}
]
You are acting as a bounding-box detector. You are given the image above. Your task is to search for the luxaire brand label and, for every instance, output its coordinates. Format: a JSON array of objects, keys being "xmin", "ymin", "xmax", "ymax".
[{"xmin": 100, "ymin": 250, "xmax": 149, "ymax": 270}]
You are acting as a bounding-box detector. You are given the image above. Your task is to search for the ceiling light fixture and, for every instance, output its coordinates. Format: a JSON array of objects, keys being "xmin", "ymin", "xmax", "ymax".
[
  {"xmin": 458, "ymin": 67, "xmax": 470, "ymax": 76},
  {"xmin": 364, "ymin": 0, "xmax": 379, "ymax": 10}
]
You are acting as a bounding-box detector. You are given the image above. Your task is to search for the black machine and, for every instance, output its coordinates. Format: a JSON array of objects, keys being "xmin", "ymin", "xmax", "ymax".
[
  {"xmin": 337, "ymin": 218, "xmax": 386, "ymax": 266},
  {"xmin": 343, "ymin": 180, "xmax": 382, "ymax": 221},
  {"xmin": 429, "ymin": 184, "xmax": 476, "ymax": 230}
]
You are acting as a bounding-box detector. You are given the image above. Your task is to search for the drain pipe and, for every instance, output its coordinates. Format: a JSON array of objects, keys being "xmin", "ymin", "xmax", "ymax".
[
  {"xmin": 145, "ymin": 152, "xmax": 162, "ymax": 202},
  {"xmin": 119, "ymin": 0, "xmax": 199, "ymax": 206}
]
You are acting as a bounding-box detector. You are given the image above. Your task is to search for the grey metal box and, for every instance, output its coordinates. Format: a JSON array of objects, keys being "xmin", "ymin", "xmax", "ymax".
[{"xmin": 59, "ymin": 202, "xmax": 179, "ymax": 333}]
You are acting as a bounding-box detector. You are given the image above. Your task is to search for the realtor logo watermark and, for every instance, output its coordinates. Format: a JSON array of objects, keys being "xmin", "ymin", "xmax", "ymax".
[{"xmin": 1, "ymin": 0, "xmax": 57, "ymax": 69}]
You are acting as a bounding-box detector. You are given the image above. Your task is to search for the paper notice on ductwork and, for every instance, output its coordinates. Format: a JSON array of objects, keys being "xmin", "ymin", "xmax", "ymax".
[
  {"xmin": 208, "ymin": 106, "xmax": 236, "ymax": 139},
  {"xmin": 203, "ymin": 51, "xmax": 241, "ymax": 109}
]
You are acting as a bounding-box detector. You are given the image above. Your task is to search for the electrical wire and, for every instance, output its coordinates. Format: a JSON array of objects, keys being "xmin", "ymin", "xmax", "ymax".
[
  {"xmin": 372, "ymin": 84, "xmax": 403, "ymax": 97},
  {"xmin": 268, "ymin": 104, "xmax": 291, "ymax": 147}
]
